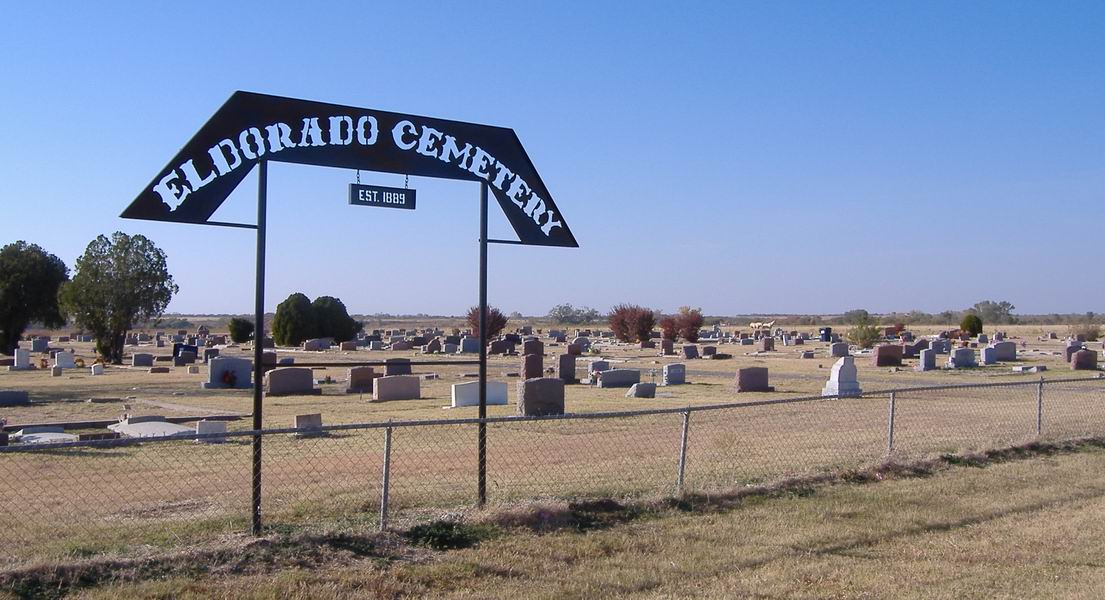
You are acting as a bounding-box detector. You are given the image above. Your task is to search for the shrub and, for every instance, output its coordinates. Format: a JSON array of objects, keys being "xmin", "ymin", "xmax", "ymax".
[
  {"xmin": 658, "ymin": 316, "xmax": 678, "ymax": 341},
  {"xmin": 272, "ymin": 293, "xmax": 316, "ymax": 346},
  {"xmin": 676, "ymin": 307, "xmax": 704, "ymax": 342},
  {"xmin": 312, "ymin": 296, "xmax": 362, "ymax": 342},
  {"xmin": 466, "ymin": 306, "xmax": 508, "ymax": 340},
  {"xmin": 227, "ymin": 317, "xmax": 254, "ymax": 343},
  {"xmin": 608, "ymin": 304, "xmax": 654, "ymax": 342},
  {"xmin": 960, "ymin": 314, "xmax": 983, "ymax": 336},
  {"xmin": 846, "ymin": 323, "xmax": 882, "ymax": 349},
  {"xmin": 1070, "ymin": 323, "xmax": 1101, "ymax": 342},
  {"xmin": 403, "ymin": 520, "xmax": 495, "ymax": 550}
]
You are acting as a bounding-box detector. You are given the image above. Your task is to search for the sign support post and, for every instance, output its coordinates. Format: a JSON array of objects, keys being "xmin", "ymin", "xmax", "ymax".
[
  {"xmin": 251, "ymin": 159, "xmax": 267, "ymax": 535},
  {"xmin": 478, "ymin": 181, "xmax": 488, "ymax": 507}
]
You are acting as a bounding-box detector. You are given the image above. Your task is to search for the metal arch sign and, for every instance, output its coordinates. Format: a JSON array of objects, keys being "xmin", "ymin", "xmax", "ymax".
[{"xmin": 120, "ymin": 91, "xmax": 577, "ymax": 248}]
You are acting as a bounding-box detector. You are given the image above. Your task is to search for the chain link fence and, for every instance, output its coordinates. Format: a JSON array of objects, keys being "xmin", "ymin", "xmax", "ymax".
[{"xmin": 1, "ymin": 376, "xmax": 1103, "ymax": 567}]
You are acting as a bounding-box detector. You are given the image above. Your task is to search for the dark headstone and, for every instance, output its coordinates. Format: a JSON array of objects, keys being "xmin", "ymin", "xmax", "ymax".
[{"xmin": 735, "ymin": 367, "xmax": 774, "ymax": 392}]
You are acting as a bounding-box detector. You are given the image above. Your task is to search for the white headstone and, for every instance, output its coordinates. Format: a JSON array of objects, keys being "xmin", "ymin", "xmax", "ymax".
[
  {"xmin": 9, "ymin": 349, "xmax": 32, "ymax": 371},
  {"xmin": 54, "ymin": 351, "xmax": 76, "ymax": 369},
  {"xmin": 822, "ymin": 356, "xmax": 862, "ymax": 397},
  {"xmin": 450, "ymin": 381, "xmax": 509, "ymax": 408},
  {"xmin": 90, "ymin": 363, "xmax": 104, "ymax": 376}
]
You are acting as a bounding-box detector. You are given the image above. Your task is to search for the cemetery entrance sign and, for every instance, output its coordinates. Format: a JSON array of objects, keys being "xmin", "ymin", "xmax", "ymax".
[
  {"xmin": 121, "ymin": 91, "xmax": 578, "ymax": 534},
  {"xmin": 349, "ymin": 183, "xmax": 416, "ymax": 210},
  {"xmin": 121, "ymin": 91, "xmax": 576, "ymax": 247}
]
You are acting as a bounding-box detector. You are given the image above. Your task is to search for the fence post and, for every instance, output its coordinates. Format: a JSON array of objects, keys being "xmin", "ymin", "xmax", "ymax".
[
  {"xmin": 379, "ymin": 424, "xmax": 393, "ymax": 532},
  {"xmin": 677, "ymin": 410, "xmax": 691, "ymax": 495},
  {"xmin": 886, "ymin": 392, "xmax": 897, "ymax": 455},
  {"xmin": 1036, "ymin": 377, "xmax": 1044, "ymax": 436}
]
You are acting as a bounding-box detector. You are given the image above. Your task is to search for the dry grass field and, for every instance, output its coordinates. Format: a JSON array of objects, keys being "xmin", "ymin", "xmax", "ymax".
[
  {"xmin": 6, "ymin": 441, "xmax": 1105, "ymax": 599},
  {"xmin": 1, "ymin": 321, "xmax": 1102, "ymax": 576}
]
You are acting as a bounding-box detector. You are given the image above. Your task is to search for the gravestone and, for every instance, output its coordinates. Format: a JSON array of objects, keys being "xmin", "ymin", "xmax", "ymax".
[
  {"xmin": 31, "ymin": 338, "xmax": 48, "ymax": 353},
  {"xmin": 444, "ymin": 335, "xmax": 461, "ymax": 346},
  {"xmin": 266, "ymin": 367, "xmax": 320, "ymax": 396},
  {"xmin": 682, "ymin": 345, "xmax": 700, "ymax": 360},
  {"xmin": 597, "ymin": 369, "xmax": 641, "ymax": 388},
  {"xmin": 293, "ymin": 413, "xmax": 324, "ymax": 438},
  {"xmin": 822, "ymin": 356, "xmax": 862, "ymax": 397},
  {"xmin": 373, "ymin": 375, "xmax": 421, "ymax": 401},
  {"xmin": 980, "ymin": 346, "xmax": 997, "ymax": 365},
  {"xmin": 450, "ymin": 381, "xmax": 508, "ymax": 407},
  {"xmin": 522, "ymin": 339, "xmax": 544, "ymax": 356},
  {"xmin": 626, "ymin": 382, "xmax": 656, "ymax": 398},
  {"xmin": 902, "ymin": 339, "xmax": 929, "ymax": 358},
  {"xmin": 977, "ymin": 334, "xmax": 989, "ymax": 344},
  {"xmin": 830, "ymin": 342, "xmax": 850, "ymax": 358},
  {"xmin": 991, "ymin": 341, "xmax": 1017, "ymax": 361},
  {"xmin": 174, "ymin": 351, "xmax": 197, "ymax": 367},
  {"xmin": 701, "ymin": 346, "xmax": 717, "ymax": 358},
  {"xmin": 947, "ymin": 347, "xmax": 977, "ymax": 368},
  {"xmin": 340, "ymin": 341, "xmax": 357, "ymax": 351},
  {"xmin": 521, "ymin": 354, "xmax": 543, "ymax": 379},
  {"xmin": 567, "ymin": 343, "xmax": 582, "ymax": 356},
  {"xmin": 872, "ymin": 345, "xmax": 903, "ymax": 367},
  {"xmin": 916, "ymin": 349, "xmax": 936, "ymax": 372},
  {"xmin": 929, "ymin": 339, "xmax": 951, "ymax": 354},
  {"xmin": 443, "ymin": 343, "xmax": 458, "ymax": 354},
  {"xmin": 587, "ymin": 360, "xmax": 611, "ymax": 381},
  {"xmin": 571, "ymin": 337, "xmax": 591, "ymax": 352},
  {"xmin": 1071, "ymin": 349, "xmax": 1098, "ymax": 370},
  {"xmin": 0, "ymin": 391, "xmax": 30, "ymax": 407},
  {"xmin": 203, "ymin": 348, "xmax": 220, "ymax": 363},
  {"xmin": 9, "ymin": 349, "xmax": 32, "ymax": 371},
  {"xmin": 663, "ymin": 363, "xmax": 686, "ymax": 386},
  {"xmin": 172, "ymin": 343, "xmax": 199, "ymax": 358},
  {"xmin": 54, "ymin": 351, "xmax": 76, "ymax": 369},
  {"xmin": 346, "ymin": 366, "xmax": 376, "ymax": 393},
  {"xmin": 819, "ymin": 327, "xmax": 833, "ymax": 342},
  {"xmin": 204, "ymin": 357, "xmax": 252, "ymax": 389},
  {"xmin": 385, "ymin": 358, "xmax": 412, "ymax": 376},
  {"xmin": 516, "ymin": 377, "xmax": 565, "ymax": 416},
  {"xmin": 368, "ymin": 341, "xmax": 384, "ymax": 351},
  {"xmin": 488, "ymin": 340, "xmax": 514, "ymax": 355},
  {"xmin": 557, "ymin": 354, "xmax": 577, "ymax": 383},
  {"xmin": 757, "ymin": 338, "xmax": 774, "ymax": 352},
  {"xmin": 735, "ymin": 367, "xmax": 774, "ymax": 392},
  {"xmin": 90, "ymin": 363, "xmax": 104, "ymax": 376},
  {"xmin": 131, "ymin": 353, "xmax": 154, "ymax": 367},
  {"xmin": 149, "ymin": 366, "xmax": 170, "ymax": 374},
  {"xmin": 195, "ymin": 420, "xmax": 227, "ymax": 444},
  {"xmin": 640, "ymin": 340, "xmax": 656, "ymax": 349},
  {"xmin": 660, "ymin": 339, "xmax": 674, "ymax": 355},
  {"xmin": 390, "ymin": 340, "xmax": 413, "ymax": 351},
  {"xmin": 1063, "ymin": 343, "xmax": 1082, "ymax": 363},
  {"xmin": 460, "ymin": 336, "xmax": 481, "ymax": 353}
]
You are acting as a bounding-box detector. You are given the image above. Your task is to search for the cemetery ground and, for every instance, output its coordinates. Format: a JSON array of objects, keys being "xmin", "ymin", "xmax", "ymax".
[
  {"xmin": 1, "ymin": 321, "xmax": 1103, "ymax": 587},
  {"xmin": 6, "ymin": 440, "xmax": 1105, "ymax": 598}
]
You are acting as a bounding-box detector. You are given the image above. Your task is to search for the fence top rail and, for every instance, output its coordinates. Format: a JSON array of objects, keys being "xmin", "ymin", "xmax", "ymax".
[{"xmin": 1, "ymin": 375, "xmax": 1101, "ymax": 453}]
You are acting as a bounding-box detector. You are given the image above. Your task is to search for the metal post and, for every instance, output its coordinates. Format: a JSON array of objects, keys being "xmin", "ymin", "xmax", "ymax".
[
  {"xmin": 379, "ymin": 424, "xmax": 393, "ymax": 531},
  {"xmin": 677, "ymin": 410, "xmax": 691, "ymax": 495},
  {"xmin": 477, "ymin": 182, "xmax": 488, "ymax": 507},
  {"xmin": 1036, "ymin": 377, "xmax": 1044, "ymax": 436},
  {"xmin": 886, "ymin": 391, "xmax": 896, "ymax": 455},
  {"xmin": 251, "ymin": 159, "xmax": 267, "ymax": 536}
]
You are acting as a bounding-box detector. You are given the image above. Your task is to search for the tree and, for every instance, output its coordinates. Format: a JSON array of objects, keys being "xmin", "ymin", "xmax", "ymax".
[
  {"xmin": 676, "ymin": 306, "xmax": 705, "ymax": 342},
  {"xmin": 59, "ymin": 233, "xmax": 177, "ymax": 364},
  {"xmin": 658, "ymin": 315, "xmax": 678, "ymax": 341},
  {"xmin": 969, "ymin": 300, "xmax": 1016, "ymax": 325},
  {"xmin": 608, "ymin": 304, "xmax": 655, "ymax": 343},
  {"xmin": 227, "ymin": 317, "xmax": 255, "ymax": 344},
  {"xmin": 547, "ymin": 303, "xmax": 600, "ymax": 325},
  {"xmin": 841, "ymin": 309, "xmax": 871, "ymax": 325},
  {"xmin": 960, "ymin": 314, "xmax": 983, "ymax": 336},
  {"xmin": 846, "ymin": 323, "xmax": 882, "ymax": 349},
  {"xmin": 272, "ymin": 293, "xmax": 316, "ymax": 347},
  {"xmin": 312, "ymin": 296, "xmax": 362, "ymax": 342},
  {"xmin": 0, "ymin": 242, "xmax": 69, "ymax": 355},
  {"xmin": 466, "ymin": 306, "xmax": 508, "ymax": 340}
]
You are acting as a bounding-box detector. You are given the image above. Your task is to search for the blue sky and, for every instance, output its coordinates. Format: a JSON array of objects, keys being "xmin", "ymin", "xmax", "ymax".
[{"xmin": 2, "ymin": 2, "xmax": 1102, "ymax": 316}]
